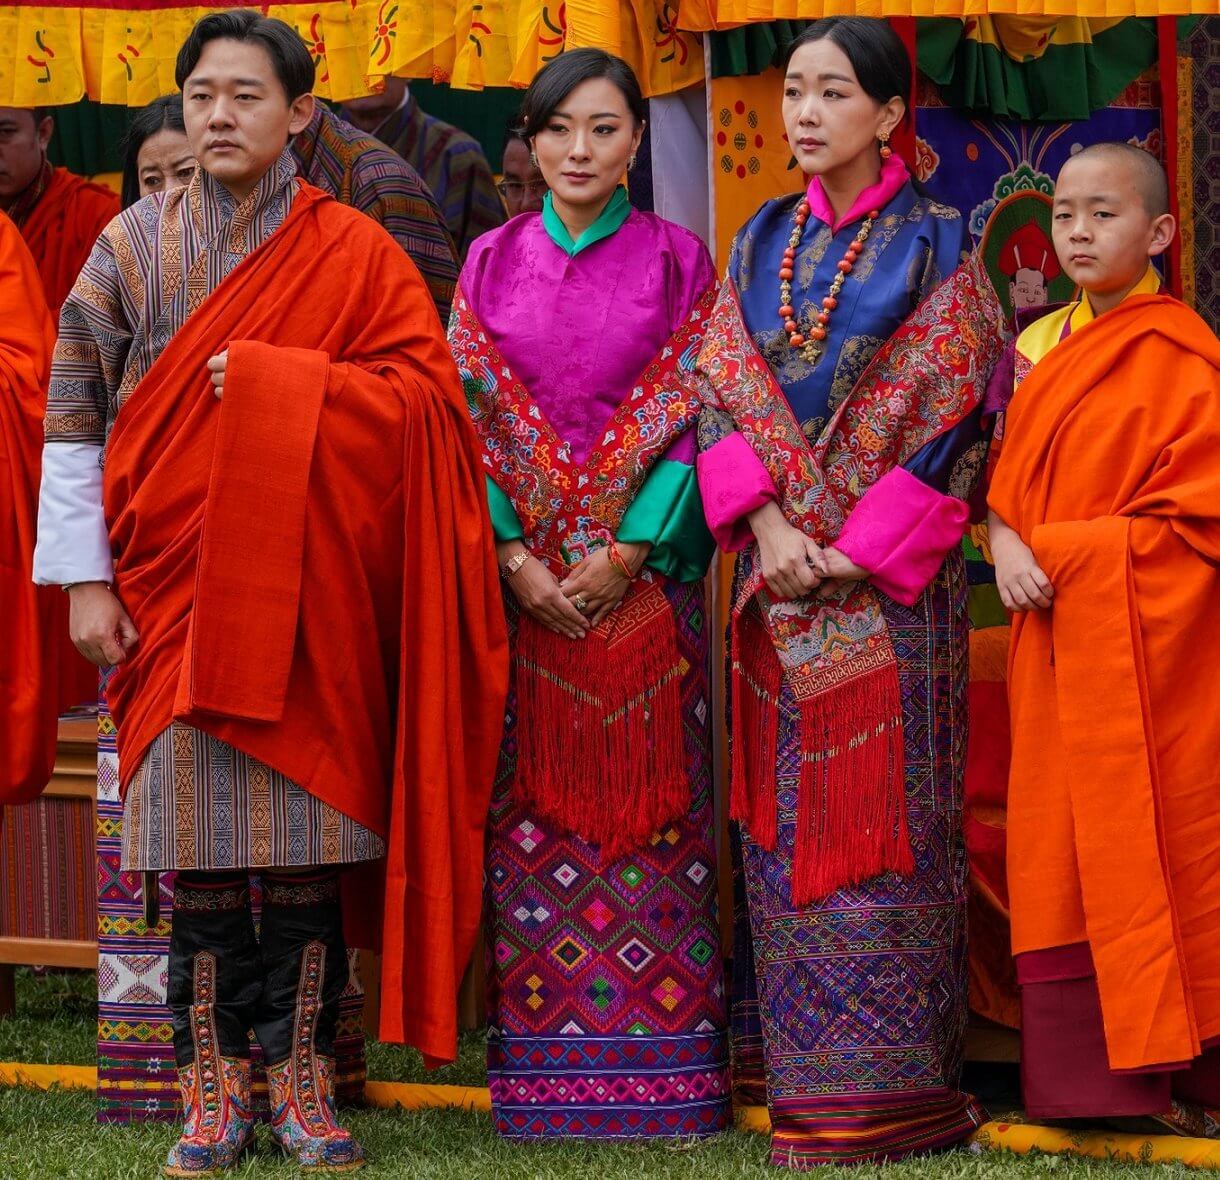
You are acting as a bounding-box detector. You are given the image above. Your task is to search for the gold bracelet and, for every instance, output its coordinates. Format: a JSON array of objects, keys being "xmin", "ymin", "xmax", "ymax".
[{"xmin": 500, "ymin": 551, "xmax": 530, "ymax": 579}]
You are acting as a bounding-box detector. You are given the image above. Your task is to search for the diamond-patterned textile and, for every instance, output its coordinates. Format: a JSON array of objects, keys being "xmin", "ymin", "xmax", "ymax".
[
  {"xmin": 96, "ymin": 679, "xmax": 369, "ymax": 1122},
  {"xmin": 1185, "ymin": 18, "xmax": 1220, "ymax": 333},
  {"xmin": 737, "ymin": 555, "xmax": 986, "ymax": 1167},
  {"xmin": 485, "ymin": 581, "xmax": 730, "ymax": 1139}
]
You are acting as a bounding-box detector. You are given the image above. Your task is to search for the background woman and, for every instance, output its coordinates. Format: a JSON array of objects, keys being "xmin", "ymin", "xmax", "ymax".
[
  {"xmin": 120, "ymin": 93, "xmax": 196, "ymax": 208},
  {"xmin": 450, "ymin": 48, "xmax": 730, "ymax": 1141},
  {"xmin": 695, "ymin": 18, "xmax": 1004, "ymax": 1167}
]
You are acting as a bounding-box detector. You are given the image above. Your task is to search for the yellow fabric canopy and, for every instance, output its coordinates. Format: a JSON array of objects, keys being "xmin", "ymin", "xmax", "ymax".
[
  {"xmin": 677, "ymin": 0, "xmax": 1215, "ymax": 29},
  {"xmin": 0, "ymin": 1, "xmax": 704, "ymax": 106},
  {"xmin": 3, "ymin": 0, "xmax": 1207, "ymax": 107}
]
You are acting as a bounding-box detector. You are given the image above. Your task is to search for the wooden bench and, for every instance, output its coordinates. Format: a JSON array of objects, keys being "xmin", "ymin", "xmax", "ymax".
[{"xmin": 0, "ymin": 718, "xmax": 99, "ymax": 1015}]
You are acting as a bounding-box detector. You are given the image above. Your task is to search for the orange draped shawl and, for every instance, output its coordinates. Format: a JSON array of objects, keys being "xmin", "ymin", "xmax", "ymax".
[
  {"xmin": 101, "ymin": 183, "xmax": 507, "ymax": 1064},
  {"xmin": 989, "ymin": 295, "xmax": 1220, "ymax": 1072},
  {"xmin": 20, "ymin": 167, "xmax": 119, "ymax": 312},
  {"xmin": 0, "ymin": 213, "xmax": 61, "ymax": 805}
]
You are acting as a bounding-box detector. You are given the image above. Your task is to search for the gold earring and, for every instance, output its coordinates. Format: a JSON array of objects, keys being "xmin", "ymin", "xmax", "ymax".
[{"xmin": 878, "ymin": 133, "xmax": 893, "ymax": 160}]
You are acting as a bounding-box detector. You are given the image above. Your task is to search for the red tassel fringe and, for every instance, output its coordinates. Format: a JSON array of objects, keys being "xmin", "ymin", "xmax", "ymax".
[
  {"xmin": 513, "ymin": 581, "xmax": 688, "ymax": 859},
  {"xmin": 730, "ymin": 605, "xmax": 782, "ymax": 849},
  {"xmin": 731, "ymin": 604, "xmax": 913, "ymax": 906},
  {"xmin": 791, "ymin": 667, "xmax": 912, "ymax": 906}
]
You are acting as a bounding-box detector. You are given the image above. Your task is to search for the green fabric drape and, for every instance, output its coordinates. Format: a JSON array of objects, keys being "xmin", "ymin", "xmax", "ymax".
[
  {"xmin": 46, "ymin": 103, "xmax": 132, "ymax": 176},
  {"xmin": 405, "ymin": 82, "xmax": 523, "ymax": 168},
  {"xmin": 43, "ymin": 83, "xmax": 522, "ymax": 180},
  {"xmin": 709, "ymin": 20, "xmax": 811, "ymax": 78},
  {"xmin": 916, "ymin": 18, "xmax": 1196, "ymax": 122},
  {"xmin": 707, "ymin": 16, "xmax": 1197, "ymax": 122}
]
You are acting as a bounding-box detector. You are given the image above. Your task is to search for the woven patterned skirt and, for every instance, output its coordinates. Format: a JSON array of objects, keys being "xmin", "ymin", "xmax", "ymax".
[
  {"xmin": 734, "ymin": 553, "xmax": 985, "ymax": 1167},
  {"xmin": 122, "ymin": 723, "xmax": 384, "ymax": 872},
  {"xmin": 485, "ymin": 580, "xmax": 731, "ymax": 1139}
]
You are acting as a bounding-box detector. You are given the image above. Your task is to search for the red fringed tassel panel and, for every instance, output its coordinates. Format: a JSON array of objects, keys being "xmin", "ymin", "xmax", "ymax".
[
  {"xmin": 730, "ymin": 603, "xmax": 782, "ymax": 849},
  {"xmin": 789, "ymin": 659, "xmax": 911, "ymax": 906},
  {"xmin": 512, "ymin": 579, "xmax": 689, "ymax": 859},
  {"xmin": 730, "ymin": 604, "xmax": 914, "ymax": 907}
]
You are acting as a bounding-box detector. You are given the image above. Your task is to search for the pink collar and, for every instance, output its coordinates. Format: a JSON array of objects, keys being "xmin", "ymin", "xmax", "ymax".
[{"xmin": 805, "ymin": 154, "xmax": 909, "ymax": 232}]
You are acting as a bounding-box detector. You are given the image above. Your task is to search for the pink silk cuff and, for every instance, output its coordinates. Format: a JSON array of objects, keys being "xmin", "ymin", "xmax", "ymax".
[
  {"xmin": 696, "ymin": 432, "xmax": 777, "ymax": 552},
  {"xmin": 835, "ymin": 467, "xmax": 969, "ymax": 605}
]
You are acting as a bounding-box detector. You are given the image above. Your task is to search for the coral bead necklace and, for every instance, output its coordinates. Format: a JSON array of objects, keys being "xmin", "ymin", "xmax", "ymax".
[{"xmin": 779, "ymin": 199, "xmax": 880, "ymax": 367}]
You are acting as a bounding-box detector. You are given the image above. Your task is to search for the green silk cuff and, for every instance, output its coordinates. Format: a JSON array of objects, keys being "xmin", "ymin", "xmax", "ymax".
[
  {"xmin": 485, "ymin": 476, "xmax": 524, "ymax": 542},
  {"xmin": 618, "ymin": 460, "xmax": 714, "ymax": 583}
]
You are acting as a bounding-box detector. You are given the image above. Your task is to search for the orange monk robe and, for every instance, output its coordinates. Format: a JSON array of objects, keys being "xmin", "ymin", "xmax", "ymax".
[
  {"xmin": 101, "ymin": 183, "xmax": 508, "ymax": 1064},
  {"xmin": 20, "ymin": 167, "xmax": 118, "ymax": 313},
  {"xmin": 989, "ymin": 290, "xmax": 1220, "ymax": 1072},
  {"xmin": 0, "ymin": 212, "xmax": 62, "ymax": 804}
]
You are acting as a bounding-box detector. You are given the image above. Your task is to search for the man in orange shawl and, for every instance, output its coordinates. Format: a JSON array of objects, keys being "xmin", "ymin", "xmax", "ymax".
[
  {"xmin": 33, "ymin": 13, "xmax": 506, "ymax": 1175},
  {"xmin": 989, "ymin": 143, "xmax": 1220, "ymax": 1132},
  {"xmin": 0, "ymin": 107, "xmax": 119, "ymax": 313},
  {"xmin": 0, "ymin": 212, "xmax": 62, "ymax": 809}
]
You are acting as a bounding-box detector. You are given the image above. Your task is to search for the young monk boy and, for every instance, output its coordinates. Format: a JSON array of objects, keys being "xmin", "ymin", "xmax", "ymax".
[{"xmin": 988, "ymin": 142, "xmax": 1220, "ymax": 1132}]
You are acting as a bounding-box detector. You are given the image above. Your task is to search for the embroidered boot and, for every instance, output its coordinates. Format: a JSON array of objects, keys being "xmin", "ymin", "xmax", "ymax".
[
  {"xmin": 164, "ymin": 873, "xmax": 262, "ymax": 1176},
  {"xmin": 163, "ymin": 957, "xmax": 256, "ymax": 1176},
  {"xmin": 255, "ymin": 868, "xmax": 364, "ymax": 1172}
]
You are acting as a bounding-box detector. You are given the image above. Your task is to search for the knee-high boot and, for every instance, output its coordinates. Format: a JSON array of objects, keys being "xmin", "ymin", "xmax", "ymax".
[
  {"xmin": 255, "ymin": 867, "xmax": 363, "ymax": 1172},
  {"xmin": 164, "ymin": 871, "xmax": 261, "ymax": 1177}
]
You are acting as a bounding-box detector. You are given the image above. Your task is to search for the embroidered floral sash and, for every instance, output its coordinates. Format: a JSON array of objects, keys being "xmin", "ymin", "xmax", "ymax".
[
  {"xmin": 451, "ymin": 282, "xmax": 717, "ymax": 856},
  {"xmin": 698, "ymin": 253, "xmax": 1004, "ymax": 903}
]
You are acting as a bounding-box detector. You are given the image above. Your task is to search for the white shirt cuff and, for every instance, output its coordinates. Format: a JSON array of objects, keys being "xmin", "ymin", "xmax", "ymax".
[{"xmin": 33, "ymin": 442, "xmax": 115, "ymax": 585}]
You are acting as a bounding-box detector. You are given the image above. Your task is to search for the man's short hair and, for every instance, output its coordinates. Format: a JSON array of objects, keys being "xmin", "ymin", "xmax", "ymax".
[
  {"xmin": 175, "ymin": 10, "xmax": 315, "ymax": 101},
  {"xmin": 1062, "ymin": 141, "xmax": 1170, "ymax": 218}
]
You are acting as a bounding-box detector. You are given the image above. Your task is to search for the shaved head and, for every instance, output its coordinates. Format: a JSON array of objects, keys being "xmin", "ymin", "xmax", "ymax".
[{"xmin": 1061, "ymin": 142, "xmax": 1169, "ymax": 218}]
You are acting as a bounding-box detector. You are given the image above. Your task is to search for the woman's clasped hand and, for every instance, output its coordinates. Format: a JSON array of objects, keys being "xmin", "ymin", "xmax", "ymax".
[
  {"xmin": 500, "ymin": 549, "xmax": 590, "ymax": 639},
  {"xmin": 498, "ymin": 540, "xmax": 650, "ymax": 636},
  {"xmin": 746, "ymin": 501, "xmax": 871, "ymax": 600}
]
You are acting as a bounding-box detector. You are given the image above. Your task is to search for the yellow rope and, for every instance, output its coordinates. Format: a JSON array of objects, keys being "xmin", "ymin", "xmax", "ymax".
[{"xmin": 7, "ymin": 1061, "xmax": 1220, "ymax": 1167}]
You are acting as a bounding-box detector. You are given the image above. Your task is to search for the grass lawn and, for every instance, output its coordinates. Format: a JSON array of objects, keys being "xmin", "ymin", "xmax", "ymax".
[{"xmin": 0, "ymin": 969, "xmax": 1202, "ymax": 1179}]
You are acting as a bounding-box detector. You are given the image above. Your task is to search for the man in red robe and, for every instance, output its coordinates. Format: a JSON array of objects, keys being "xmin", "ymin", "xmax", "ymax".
[
  {"xmin": 0, "ymin": 107, "xmax": 119, "ymax": 313},
  {"xmin": 33, "ymin": 14, "xmax": 506, "ymax": 1175},
  {"xmin": 0, "ymin": 212, "xmax": 59, "ymax": 808}
]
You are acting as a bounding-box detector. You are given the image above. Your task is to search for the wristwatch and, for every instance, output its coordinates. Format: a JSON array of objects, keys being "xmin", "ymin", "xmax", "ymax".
[{"xmin": 500, "ymin": 552, "xmax": 530, "ymax": 579}]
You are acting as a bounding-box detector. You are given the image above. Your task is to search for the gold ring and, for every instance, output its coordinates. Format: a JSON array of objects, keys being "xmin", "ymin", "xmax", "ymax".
[{"xmin": 574, "ymin": 595, "xmax": 588, "ymax": 612}]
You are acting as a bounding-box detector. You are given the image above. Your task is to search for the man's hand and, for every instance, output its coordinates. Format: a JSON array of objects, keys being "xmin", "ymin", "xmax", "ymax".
[
  {"xmin": 811, "ymin": 545, "xmax": 870, "ymax": 599},
  {"xmin": 988, "ymin": 511, "xmax": 1053, "ymax": 612},
  {"xmin": 68, "ymin": 582, "xmax": 139, "ymax": 667},
  {"xmin": 748, "ymin": 500, "xmax": 821, "ymax": 600},
  {"xmin": 207, "ymin": 349, "xmax": 227, "ymax": 398}
]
